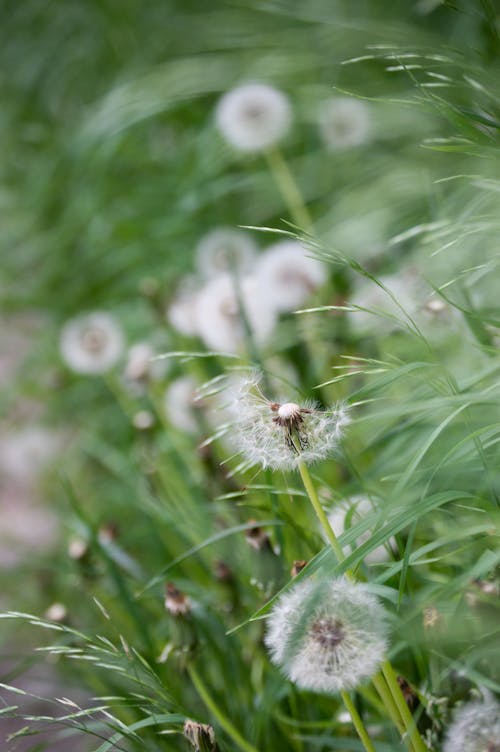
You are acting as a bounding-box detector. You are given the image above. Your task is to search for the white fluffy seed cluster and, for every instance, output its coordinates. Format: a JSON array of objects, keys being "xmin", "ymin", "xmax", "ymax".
[
  {"xmin": 232, "ymin": 374, "xmax": 349, "ymax": 470},
  {"xmin": 318, "ymin": 96, "xmax": 371, "ymax": 151},
  {"xmin": 265, "ymin": 576, "xmax": 388, "ymax": 693},
  {"xmin": 166, "ymin": 232, "xmax": 326, "ymax": 355},
  {"xmin": 443, "ymin": 698, "xmax": 500, "ymax": 752},
  {"xmin": 326, "ymin": 495, "xmax": 396, "ymax": 565},
  {"xmin": 215, "ymin": 82, "xmax": 292, "ymax": 153},
  {"xmin": 59, "ymin": 311, "xmax": 124, "ymax": 374}
]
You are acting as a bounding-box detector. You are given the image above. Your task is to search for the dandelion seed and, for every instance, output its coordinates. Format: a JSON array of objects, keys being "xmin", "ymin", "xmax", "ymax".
[
  {"xmin": 196, "ymin": 227, "xmax": 257, "ymax": 279},
  {"xmin": 231, "ymin": 374, "xmax": 349, "ymax": 470},
  {"xmin": 318, "ymin": 97, "xmax": 371, "ymax": 151},
  {"xmin": 184, "ymin": 719, "xmax": 218, "ymax": 752},
  {"xmin": 164, "ymin": 376, "xmax": 200, "ymax": 434},
  {"xmin": 443, "ymin": 698, "xmax": 500, "ymax": 752},
  {"xmin": 256, "ymin": 240, "xmax": 327, "ymax": 312},
  {"xmin": 194, "ymin": 274, "xmax": 277, "ymax": 353},
  {"xmin": 215, "ymin": 82, "xmax": 292, "ymax": 153},
  {"xmin": 326, "ymin": 495, "xmax": 395, "ymax": 565},
  {"xmin": 265, "ymin": 576, "xmax": 388, "ymax": 693},
  {"xmin": 59, "ymin": 311, "xmax": 124, "ymax": 374},
  {"xmin": 165, "ymin": 582, "xmax": 191, "ymax": 616}
]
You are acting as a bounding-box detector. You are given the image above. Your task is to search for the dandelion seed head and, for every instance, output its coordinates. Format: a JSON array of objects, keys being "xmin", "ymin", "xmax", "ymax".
[
  {"xmin": 231, "ymin": 374, "xmax": 349, "ymax": 470},
  {"xmin": 265, "ymin": 577, "xmax": 388, "ymax": 693},
  {"xmin": 215, "ymin": 82, "xmax": 291, "ymax": 152},
  {"xmin": 256, "ymin": 241, "xmax": 326, "ymax": 312},
  {"xmin": 194, "ymin": 274, "xmax": 277, "ymax": 353},
  {"xmin": 167, "ymin": 275, "xmax": 200, "ymax": 337},
  {"xmin": 59, "ymin": 312, "xmax": 124, "ymax": 374},
  {"xmin": 443, "ymin": 699, "xmax": 500, "ymax": 752},
  {"xmin": 196, "ymin": 227, "xmax": 257, "ymax": 279},
  {"xmin": 318, "ymin": 97, "xmax": 371, "ymax": 151},
  {"xmin": 164, "ymin": 376, "xmax": 200, "ymax": 434}
]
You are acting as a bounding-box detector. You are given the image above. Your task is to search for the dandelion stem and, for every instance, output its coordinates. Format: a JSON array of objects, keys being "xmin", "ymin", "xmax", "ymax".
[
  {"xmin": 265, "ymin": 148, "xmax": 313, "ymax": 232},
  {"xmin": 381, "ymin": 661, "xmax": 428, "ymax": 752},
  {"xmin": 372, "ymin": 672, "xmax": 406, "ymax": 739},
  {"xmin": 340, "ymin": 691, "xmax": 377, "ymax": 752},
  {"xmin": 297, "ymin": 460, "xmax": 348, "ymax": 570},
  {"xmin": 188, "ymin": 664, "xmax": 260, "ymax": 752}
]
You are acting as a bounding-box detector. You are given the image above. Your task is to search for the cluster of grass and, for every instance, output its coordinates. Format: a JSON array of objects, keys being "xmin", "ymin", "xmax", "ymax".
[{"xmin": 1, "ymin": 1, "xmax": 499, "ymax": 750}]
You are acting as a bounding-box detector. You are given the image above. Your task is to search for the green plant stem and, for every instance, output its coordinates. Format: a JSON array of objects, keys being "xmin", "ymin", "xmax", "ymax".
[
  {"xmin": 372, "ymin": 672, "xmax": 406, "ymax": 739},
  {"xmin": 265, "ymin": 148, "xmax": 313, "ymax": 231},
  {"xmin": 381, "ymin": 661, "xmax": 428, "ymax": 752},
  {"xmin": 297, "ymin": 460, "xmax": 349, "ymax": 571},
  {"xmin": 188, "ymin": 664, "xmax": 260, "ymax": 752},
  {"xmin": 340, "ymin": 691, "xmax": 377, "ymax": 752}
]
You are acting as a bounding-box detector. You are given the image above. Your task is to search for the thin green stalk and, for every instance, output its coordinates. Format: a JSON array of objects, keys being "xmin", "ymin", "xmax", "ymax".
[
  {"xmin": 372, "ymin": 672, "xmax": 406, "ymax": 739},
  {"xmin": 340, "ymin": 691, "xmax": 377, "ymax": 752},
  {"xmin": 188, "ymin": 665, "xmax": 260, "ymax": 752},
  {"xmin": 297, "ymin": 460, "xmax": 349, "ymax": 571},
  {"xmin": 381, "ymin": 661, "xmax": 428, "ymax": 752},
  {"xmin": 265, "ymin": 148, "xmax": 313, "ymax": 231}
]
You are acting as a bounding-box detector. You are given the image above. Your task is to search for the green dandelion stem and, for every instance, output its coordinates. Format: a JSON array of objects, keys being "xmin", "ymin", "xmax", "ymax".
[
  {"xmin": 297, "ymin": 460, "xmax": 350, "ymax": 572},
  {"xmin": 265, "ymin": 148, "xmax": 313, "ymax": 232},
  {"xmin": 340, "ymin": 691, "xmax": 377, "ymax": 752},
  {"xmin": 372, "ymin": 672, "xmax": 406, "ymax": 738},
  {"xmin": 381, "ymin": 661, "xmax": 428, "ymax": 752},
  {"xmin": 188, "ymin": 664, "xmax": 260, "ymax": 752}
]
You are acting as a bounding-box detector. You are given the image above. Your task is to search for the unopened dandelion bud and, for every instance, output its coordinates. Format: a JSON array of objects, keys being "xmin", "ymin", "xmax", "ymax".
[
  {"xmin": 265, "ymin": 576, "xmax": 388, "ymax": 693},
  {"xmin": 291, "ymin": 560, "xmax": 308, "ymax": 577},
  {"xmin": 214, "ymin": 560, "xmax": 233, "ymax": 583},
  {"xmin": 230, "ymin": 373, "xmax": 349, "ymax": 470},
  {"xmin": 245, "ymin": 520, "xmax": 272, "ymax": 552},
  {"xmin": 443, "ymin": 698, "xmax": 500, "ymax": 752},
  {"xmin": 165, "ymin": 582, "xmax": 191, "ymax": 617},
  {"xmin": 183, "ymin": 719, "xmax": 218, "ymax": 752},
  {"xmin": 215, "ymin": 82, "xmax": 291, "ymax": 153}
]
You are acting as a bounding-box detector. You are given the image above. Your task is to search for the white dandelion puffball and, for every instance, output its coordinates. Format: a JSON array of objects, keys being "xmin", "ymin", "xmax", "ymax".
[
  {"xmin": 318, "ymin": 97, "xmax": 371, "ymax": 151},
  {"xmin": 232, "ymin": 374, "xmax": 349, "ymax": 470},
  {"xmin": 60, "ymin": 312, "xmax": 124, "ymax": 374},
  {"xmin": 256, "ymin": 240, "xmax": 327, "ymax": 312},
  {"xmin": 265, "ymin": 577, "xmax": 388, "ymax": 693},
  {"xmin": 167, "ymin": 275, "xmax": 200, "ymax": 337},
  {"xmin": 327, "ymin": 496, "xmax": 395, "ymax": 565},
  {"xmin": 196, "ymin": 227, "xmax": 257, "ymax": 280},
  {"xmin": 0, "ymin": 426, "xmax": 61, "ymax": 482},
  {"xmin": 215, "ymin": 82, "xmax": 292, "ymax": 153},
  {"xmin": 194, "ymin": 273, "xmax": 277, "ymax": 354},
  {"xmin": 124, "ymin": 342, "xmax": 167, "ymax": 386},
  {"xmin": 164, "ymin": 376, "xmax": 200, "ymax": 434},
  {"xmin": 443, "ymin": 699, "xmax": 500, "ymax": 752}
]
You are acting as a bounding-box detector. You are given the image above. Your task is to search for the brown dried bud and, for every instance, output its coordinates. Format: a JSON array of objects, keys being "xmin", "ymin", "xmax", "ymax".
[
  {"xmin": 423, "ymin": 606, "xmax": 441, "ymax": 630},
  {"xmin": 98, "ymin": 521, "xmax": 119, "ymax": 544},
  {"xmin": 214, "ymin": 560, "xmax": 233, "ymax": 582},
  {"xmin": 291, "ymin": 560, "xmax": 307, "ymax": 577},
  {"xmin": 397, "ymin": 676, "xmax": 418, "ymax": 710},
  {"xmin": 245, "ymin": 519, "xmax": 271, "ymax": 551},
  {"xmin": 165, "ymin": 582, "xmax": 191, "ymax": 616},
  {"xmin": 183, "ymin": 719, "xmax": 218, "ymax": 751}
]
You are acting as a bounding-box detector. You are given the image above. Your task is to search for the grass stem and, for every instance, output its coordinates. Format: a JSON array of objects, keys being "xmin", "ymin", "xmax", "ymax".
[{"xmin": 340, "ymin": 690, "xmax": 377, "ymax": 752}]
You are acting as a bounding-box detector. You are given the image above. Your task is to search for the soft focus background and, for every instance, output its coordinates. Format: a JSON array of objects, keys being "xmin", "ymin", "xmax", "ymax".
[{"xmin": 1, "ymin": 1, "xmax": 500, "ymax": 750}]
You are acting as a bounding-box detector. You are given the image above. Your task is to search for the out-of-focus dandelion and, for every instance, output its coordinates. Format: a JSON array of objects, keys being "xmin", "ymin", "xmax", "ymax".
[
  {"xmin": 165, "ymin": 582, "xmax": 191, "ymax": 616},
  {"xmin": 124, "ymin": 342, "xmax": 167, "ymax": 391},
  {"xmin": 164, "ymin": 376, "xmax": 200, "ymax": 434},
  {"xmin": 215, "ymin": 82, "xmax": 292, "ymax": 153},
  {"xmin": 443, "ymin": 698, "xmax": 500, "ymax": 752},
  {"xmin": 326, "ymin": 495, "xmax": 395, "ymax": 565},
  {"xmin": 230, "ymin": 373, "xmax": 349, "ymax": 470},
  {"xmin": 265, "ymin": 576, "xmax": 388, "ymax": 693},
  {"xmin": 194, "ymin": 274, "xmax": 276, "ymax": 353},
  {"xmin": 318, "ymin": 97, "xmax": 371, "ymax": 151},
  {"xmin": 167, "ymin": 275, "xmax": 200, "ymax": 337},
  {"xmin": 59, "ymin": 312, "xmax": 124, "ymax": 374},
  {"xmin": 256, "ymin": 240, "xmax": 326, "ymax": 312},
  {"xmin": 0, "ymin": 426, "xmax": 61, "ymax": 482},
  {"xmin": 348, "ymin": 271, "xmax": 420, "ymax": 336},
  {"xmin": 196, "ymin": 227, "xmax": 257, "ymax": 279}
]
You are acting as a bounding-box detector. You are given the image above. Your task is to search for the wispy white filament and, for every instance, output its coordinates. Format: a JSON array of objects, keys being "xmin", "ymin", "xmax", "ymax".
[{"xmin": 443, "ymin": 698, "xmax": 500, "ymax": 752}]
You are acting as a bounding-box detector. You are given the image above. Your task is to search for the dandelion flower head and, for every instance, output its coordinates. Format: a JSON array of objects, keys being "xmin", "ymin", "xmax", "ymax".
[
  {"xmin": 318, "ymin": 96, "xmax": 371, "ymax": 151},
  {"xmin": 256, "ymin": 240, "xmax": 327, "ymax": 312},
  {"xmin": 215, "ymin": 82, "xmax": 292, "ymax": 153},
  {"xmin": 164, "ymin": 376, "xmax": 200, "ymax": 434},
  {"xmin": 327, "ymin": 495, "xmax": 395, "ymax": 565},
  {"xmin": 443, "ymin": 698, "xmax": 500, "ymax": 752},
  {"xmin": 265, "ymin": 576, "xmax": 388, "ymax": 693},
  {"xmin": 231, "ymin": 373, "xmax": 349, "ymax": 470},
  {"xmin": 167, "ymin": 275, "xmax": 200, "ymax": 337},
  {"xmin": 196, "ymin": 227, "xmax": 257, "ymax": 279},
  {"xmin": 59, "ymin": 311, "xmax": 124, "ymax": 374}
]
